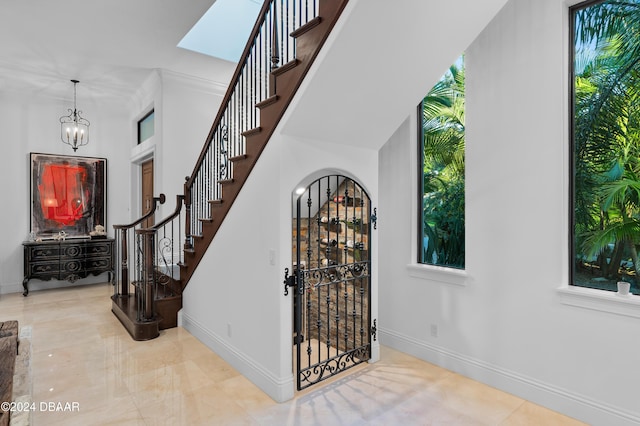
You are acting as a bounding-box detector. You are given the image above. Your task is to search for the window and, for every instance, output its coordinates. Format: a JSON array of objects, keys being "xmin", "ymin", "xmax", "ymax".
[
  {"xmin": 138, "ymin": 109, "xmax": 155, "ymax": 144},
  {"xmin": 418, "ymin": 56, "xmax": 465, "ymax": 269},
  {"xmin": 571, "ymin": 0, "xmax": 640, "ymax": 294}
]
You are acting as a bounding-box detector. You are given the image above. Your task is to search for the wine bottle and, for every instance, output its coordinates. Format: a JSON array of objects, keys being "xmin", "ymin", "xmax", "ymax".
[
  {"xmin": 321, "ymin": 258, "xmax": 337, "ymax": 267},
  {"xmin": 343, "ymin": 218, "xmax": 362, "ymax": 229},
  {"xmin": 319, "ymin": 216, "xmax": 340, "ymax": 225},
  {"xmin": 346, "ymin": 240, "xmax": 364, "ymax": 250},
  {"xmin": 319, "ymin": 238, "xmax": 338, "ymax": 247},
  {"xmin": 333, "ymin": 195, "xmax": 362, "ymax": 206}
]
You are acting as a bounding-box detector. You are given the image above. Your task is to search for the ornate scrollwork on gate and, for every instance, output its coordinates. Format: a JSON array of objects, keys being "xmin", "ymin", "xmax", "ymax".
[{"xmin": 298, "ymin": 345, "xmax": 370, "ymax": 388}]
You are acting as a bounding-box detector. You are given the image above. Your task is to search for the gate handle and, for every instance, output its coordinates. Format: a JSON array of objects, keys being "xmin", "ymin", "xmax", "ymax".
[{"xmin": 283, "ymin": 268, "xmax": 296, "ymax": 296}]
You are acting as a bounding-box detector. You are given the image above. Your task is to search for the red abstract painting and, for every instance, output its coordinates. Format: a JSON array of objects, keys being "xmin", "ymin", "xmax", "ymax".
[{"xmin": 30, "ymin": 153, "xmax": 106, "ymax": 238}]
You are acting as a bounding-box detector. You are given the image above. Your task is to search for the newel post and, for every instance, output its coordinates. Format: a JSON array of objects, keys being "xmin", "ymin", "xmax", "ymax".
[
  {"xmin": 141, "ymin": 228, "xmax": 155, "ymax": 321},
  {"xmin": 119, "ymin": 227, "xmax": 129, "ymax": 296}
]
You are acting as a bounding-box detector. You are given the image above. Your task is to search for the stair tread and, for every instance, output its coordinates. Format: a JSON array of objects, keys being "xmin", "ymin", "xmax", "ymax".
[
  {"xmin": 198, "ymin": 217, "xmax": 214, "ymax": 223},
  {"xmin": 256, "ymin": 95, "xmax": 279, "ymax": 109},
  {"xmin": 272, "ymin": 59, "xmax": 300, "ymax": 76},
  {"xmin": 229, "ymin": 154, "xmax": 248, "ymax": 162},
  {"xmin": 219, "ymin": 178, "xmax": 235, "ymax": 184},
  {"xmin": 241, "ymin": 127, "xmax": 262, "ymax": 137},
  {"xmin": 291, "ymin": 16, "xmax": 322, "ymax": 38},
  {"xmin": 209, "ymin": 199, "xmax": 223, "ymax": 205}
]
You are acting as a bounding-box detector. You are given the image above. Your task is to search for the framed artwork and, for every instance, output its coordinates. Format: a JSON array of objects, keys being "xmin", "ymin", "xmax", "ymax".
[{"xmin": 30, "ymin": 153, "xmax": 107, "ymax": 238}]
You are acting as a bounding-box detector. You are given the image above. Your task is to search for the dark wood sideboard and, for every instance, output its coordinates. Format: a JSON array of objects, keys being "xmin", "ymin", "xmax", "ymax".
[{"xmin": 22, "ymin": 238, "xmax": 114, "ymax": 296}]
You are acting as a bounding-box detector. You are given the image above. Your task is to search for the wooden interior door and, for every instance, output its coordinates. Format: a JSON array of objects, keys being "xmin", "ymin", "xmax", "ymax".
[{"xmin": 141, "ymin": 159, "xmax": 154, "ymax": 228}]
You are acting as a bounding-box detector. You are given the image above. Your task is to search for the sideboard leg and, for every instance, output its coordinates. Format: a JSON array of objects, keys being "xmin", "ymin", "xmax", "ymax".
[{"xmin": 22, "ymin": 278, "xmax": 29, "ymax": 297}]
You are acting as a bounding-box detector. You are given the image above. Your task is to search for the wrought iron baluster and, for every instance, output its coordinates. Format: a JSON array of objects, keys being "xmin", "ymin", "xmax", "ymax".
[
  {"xmin": 282, "ymin": 0, "xmax": 286, "ymax": 63},
  {"xmin": 271, "ymin": 1, "xmax": 280, "ymax": 71},
  {"xmin": 242, "ymin": 65, "xmax": 252, "ymax": 144},
  {"xmin": 220, "ymin": 124, "xmax": 229, "ymax": 180},
  {"xmin": 136, "ymin": 233, "xmax": 143, "ymax": 322},
  {"xmin": 258, "ymin": 29, "xmax": 263, "ymax": 103},
  {"xmin": 344, "ymin": 277, "xmax": 349, "ymax": 350},
  {"xmin": 252, "ymin": 44, "xmax": 256, "ymax": 128},
  {"xmin": 179, "ymin": 209, "xmax": 184, "ymax": 265},
  {"xmin": 335, "ymin": 259, "xmax": 340, "ymax": 354}
]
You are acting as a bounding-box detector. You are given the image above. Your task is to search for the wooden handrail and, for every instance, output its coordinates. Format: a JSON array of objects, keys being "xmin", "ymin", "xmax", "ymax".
[
  {"xmin": 185, "ymin": 0, "xmax": 274, "ymax": 190},
  {"xmin": 151, "ymin": 195, "xmax": 185, "ymax": 231},
  {"xmin": 112, "ymin": 193, "xmax": 166, "ymax": 297},
  {"xmin": 183, "ymin": 0, "xmax": 321, "ymax": 249},
  {"xmin": 113, "ymin": 194, "xmax": 166, "ymax": 230}
]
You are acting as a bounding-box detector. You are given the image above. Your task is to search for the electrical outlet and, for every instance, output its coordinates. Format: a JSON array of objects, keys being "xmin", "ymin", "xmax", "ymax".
[{"xmin": 430, "ymin": 324, "xmax": 438, "ymax": 338}]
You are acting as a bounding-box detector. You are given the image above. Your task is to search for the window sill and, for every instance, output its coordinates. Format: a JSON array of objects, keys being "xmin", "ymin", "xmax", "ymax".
[
  {"xmin": 557, "ymin": 285, "xmax": 640, "ymax": 319},
  {"xmin": 406, "ymin": 263, "xmax": 467, "ymax": 286}
]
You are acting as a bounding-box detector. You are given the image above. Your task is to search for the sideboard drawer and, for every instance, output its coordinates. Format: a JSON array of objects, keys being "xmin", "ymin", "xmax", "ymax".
[
  {"xmin": 27, "ymin": 261, "xmax": 60, "ymax": 278},
  {"xmin": 27, "ymin": 245, "xmax": 60, "ymax": 261},
  {"xmin": 84, "ymin": 242, "xmax": 112, "ymax": 258},
  {"xmin": 60, "ymin": 244, "xmax": 84, "ymax": 258},
  {"xmin": 60, "ymin": 259, "xmax": 83, "ymax": 273},
  {"xmin": 85, "ymin": 257, "xmax": 113, "ymax": 273}
]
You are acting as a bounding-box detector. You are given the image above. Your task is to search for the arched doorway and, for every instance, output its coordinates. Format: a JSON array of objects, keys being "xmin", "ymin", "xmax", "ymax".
[{"xmin": 290, "ymin": 175, "xmax": 372, "ymax": 391}]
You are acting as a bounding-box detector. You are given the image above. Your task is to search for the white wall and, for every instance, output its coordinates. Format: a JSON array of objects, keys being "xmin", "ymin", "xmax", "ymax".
[
  {"xmin": 282, "ymin": 0, "xmax": 510, "ymax": 150},
  {"xmin": 128, "ymin": 71, "xmax": 226, "ymax": 221},
  {"xmin": 159, "ymin": 71, "xmax": 226, "ymax": 215},
  {"xmin": 0, "ymin": 91, "xmax": 131, "ymax": 294},
  {"xmin": 181, "ymin": 129, "xmax": 379, "ymax": 402},
  {"xmin": 379, "ymin": 0, "xmax": 640, "ymax": 424}
]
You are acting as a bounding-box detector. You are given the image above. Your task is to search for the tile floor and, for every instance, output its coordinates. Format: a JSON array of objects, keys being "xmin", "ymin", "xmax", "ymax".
[{"xmin": 0, "ymin": 283, "xmax": 585, "ymax": 425}]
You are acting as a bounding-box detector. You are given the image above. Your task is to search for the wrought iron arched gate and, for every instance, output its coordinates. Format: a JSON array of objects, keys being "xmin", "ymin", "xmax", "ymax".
[{"xmin": 286, "ymin": 175, "xmax": 372, "ymax": 391}]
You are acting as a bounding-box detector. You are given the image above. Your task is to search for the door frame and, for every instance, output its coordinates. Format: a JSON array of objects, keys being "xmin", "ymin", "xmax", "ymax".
[{"xmin": 141, "ymin": 158, "xmax": 154, "ymax": 228}]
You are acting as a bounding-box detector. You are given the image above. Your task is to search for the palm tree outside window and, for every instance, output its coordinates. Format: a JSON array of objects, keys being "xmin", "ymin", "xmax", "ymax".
[
  {"xmin": 418, "ymin": 56, "xmax": 465, "ymax": 269},
  {"xmin": 571, "ymin": 0, "xmax": 640, "ymax": 294}
]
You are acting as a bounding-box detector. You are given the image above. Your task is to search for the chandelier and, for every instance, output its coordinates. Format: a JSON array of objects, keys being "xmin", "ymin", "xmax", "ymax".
[{"xmin": 60, "ymin": 79, "xmax": 90, "ymax": 151}]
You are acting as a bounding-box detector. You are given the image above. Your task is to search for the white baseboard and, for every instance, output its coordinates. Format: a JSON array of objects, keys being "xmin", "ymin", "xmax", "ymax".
[
  {"xmin": 0, "ymin": 276, "xmax": 108, "ymax": 295},
  {"xmin": 0, "ymin": 281, "xmax": 25, "ymax": 295},
  {"xmin": 180, "ymin": 312, "xmax": 294, "ymax": 403},
  {"xmin": 379, "ymin": 327, "xmax": 640, "ymax": 426}
]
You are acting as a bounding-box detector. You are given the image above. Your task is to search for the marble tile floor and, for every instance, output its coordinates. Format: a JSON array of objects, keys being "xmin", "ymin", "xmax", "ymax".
[{"xmin": 0, "ymin": 283, "xmax": 586, "ymax": 426}]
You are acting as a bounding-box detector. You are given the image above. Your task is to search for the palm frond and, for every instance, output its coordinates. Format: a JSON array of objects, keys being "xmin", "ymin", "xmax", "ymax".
[{"xmin": 580, "ymin": 218, "xmax": 640, "ymax": 257}]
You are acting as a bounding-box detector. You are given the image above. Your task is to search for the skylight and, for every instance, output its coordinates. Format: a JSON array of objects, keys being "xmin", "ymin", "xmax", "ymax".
[{"xmin": 178, "ymin": 0, "xmax": 262, "ymax": 63}]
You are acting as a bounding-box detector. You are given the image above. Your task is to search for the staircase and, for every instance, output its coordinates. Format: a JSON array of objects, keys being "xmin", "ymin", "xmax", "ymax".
[
  {"xmin": 111, "ymin": 0, "xmax": 349, "ymax": 340},
  {"xmin": 111, "ymin": 194, "xmax": 185, "ymax": 340}
]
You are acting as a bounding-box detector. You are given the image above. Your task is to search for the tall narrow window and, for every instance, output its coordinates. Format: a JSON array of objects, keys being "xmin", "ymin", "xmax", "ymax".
[
  {"xmin": 138, "ymin": 109, "xmax": 155, "ymax": 144},
  {"xmin": 419, "ymin": 56, "xmax": 465, "ymax": 269},
  {"xmin": 571, "ymin": 1, "xmax": 640, "ymax": 293}
]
